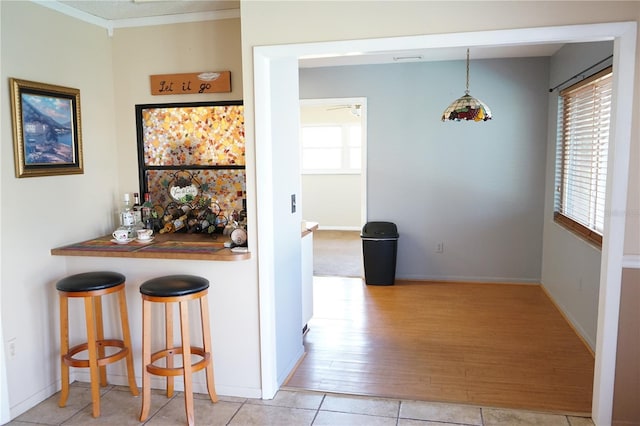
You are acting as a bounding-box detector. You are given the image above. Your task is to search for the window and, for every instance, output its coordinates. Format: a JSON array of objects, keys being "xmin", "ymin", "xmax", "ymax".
[
  {"xmin": 301, "ymin": 124, "xmax": 361, "ymax": 173},
  {"xmin": 135, "ymin": 101, "xmax": 246, "ymax": 233},
  {"xmin": 554, "ymin": 67, "xmax": 612, "ymax": 246}
]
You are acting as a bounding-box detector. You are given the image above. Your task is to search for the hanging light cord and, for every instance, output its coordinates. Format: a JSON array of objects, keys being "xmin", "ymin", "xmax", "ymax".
[{"xmin": 465, "ymin": 48, "xmax": 470, "ymax": 95}]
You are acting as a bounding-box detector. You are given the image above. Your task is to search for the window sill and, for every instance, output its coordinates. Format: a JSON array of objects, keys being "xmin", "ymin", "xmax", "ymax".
[{"xmin": 553, "ymin": 212, "xmax": 603, "ymax": 248}]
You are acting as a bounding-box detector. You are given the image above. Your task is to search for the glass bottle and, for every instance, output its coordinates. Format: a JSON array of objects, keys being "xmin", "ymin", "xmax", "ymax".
[
  {"xmin": 159, "ymin": 214, "xmax": 187, "ymax": 234},
  {"xmin": 141, "ymin": 192, "xmax": 153, "ymax": 228},
  {"xmin": 119, "ymin": 193, "xmax": 135, "ymax": 237},
  {"xmin": 132, "ymin": 193, "xmax": 142, "ymax": 225}
]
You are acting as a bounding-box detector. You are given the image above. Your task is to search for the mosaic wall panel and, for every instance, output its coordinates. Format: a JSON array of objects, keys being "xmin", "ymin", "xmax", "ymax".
[{"xmin": 141, "ymin": 104, "xmax": 244, "ymax": 166}]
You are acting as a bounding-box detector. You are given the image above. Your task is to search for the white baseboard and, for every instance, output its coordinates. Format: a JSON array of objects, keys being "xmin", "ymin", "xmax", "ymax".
[
  {"xmin": 395, "ymin": 274, "xmax": 540, "ymax": 285},
  {"xmin": 9, "ymin": 380, "xmax": 60, "ymax": 420},
  {"xmin": 539, "ymin": 285, "xmax": 596, "ymax": 351}
]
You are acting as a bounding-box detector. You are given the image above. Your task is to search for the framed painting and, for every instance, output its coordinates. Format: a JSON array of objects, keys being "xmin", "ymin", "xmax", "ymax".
[{"xmin": 9, "ymin": 78, "xmax": 83, "ymax": 178}]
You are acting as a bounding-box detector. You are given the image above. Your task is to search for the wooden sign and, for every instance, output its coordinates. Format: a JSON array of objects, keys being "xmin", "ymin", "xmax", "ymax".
[{"xmin": 150, "ymin": 71, "xmax": 231, "ymax": 95}]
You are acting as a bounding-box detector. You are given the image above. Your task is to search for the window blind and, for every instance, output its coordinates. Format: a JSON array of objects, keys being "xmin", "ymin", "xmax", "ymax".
[{"xmin": 555, "ymin": 67, "xmax": 612, "ymax": 246}]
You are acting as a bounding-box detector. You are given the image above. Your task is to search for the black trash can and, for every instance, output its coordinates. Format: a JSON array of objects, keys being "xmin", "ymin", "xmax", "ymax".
[{"xmin": 361, "ymin": 221, "xmax": 399, "ymax": 285}]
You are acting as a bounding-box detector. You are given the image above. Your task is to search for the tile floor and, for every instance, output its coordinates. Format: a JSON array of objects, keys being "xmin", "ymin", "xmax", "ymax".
[{"xmin": 8, "ymin": 381, "xmax": 594, "ymax": 425}]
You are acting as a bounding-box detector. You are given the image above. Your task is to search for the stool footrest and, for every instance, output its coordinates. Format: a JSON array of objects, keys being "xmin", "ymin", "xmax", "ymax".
[
  {"xmin": 146, "ymin": 346, "xmax": 211, "ymax": 377},
  {"xmin": 63, "ymin": 339, "xmax": 130, "ymax": 368}
]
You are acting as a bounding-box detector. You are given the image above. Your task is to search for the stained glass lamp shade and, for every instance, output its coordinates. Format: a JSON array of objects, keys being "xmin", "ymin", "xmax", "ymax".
[{"xmin": 442, "ymin": 49, "xmax": 492, "ymax": 122}]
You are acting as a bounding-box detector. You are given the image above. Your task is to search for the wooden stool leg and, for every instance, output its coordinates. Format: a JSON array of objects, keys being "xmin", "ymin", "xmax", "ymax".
[
  {"xmin": 117, "ymin": 288, "xmax": 139, "ymax": 396},
  {"xmin": 165, "ymin": 302, "xmax": 174, "ymax": 398},
  {"xmin": 139, "ymin": 298, "xmax": 152, "ymax": 422},
  {"xmin": 93, "ymin": 295, "xmax": 108, "ymax": 387},
  {"xmin": 199, "ymin": 294, "xmax": 218, "ymax": 402},
  {"xmin": 59, "ymin": 294, "xmax": 70, "ymax": 408},
  {"xmin": 84, "ymin": 296, "xmax": 101, "ymax": 418},
  {"xmin": 179, "ymin": 300, "xmax": 195, "ymax": 426}
]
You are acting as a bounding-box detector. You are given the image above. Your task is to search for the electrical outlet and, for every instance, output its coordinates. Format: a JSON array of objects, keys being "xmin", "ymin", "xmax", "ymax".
[
  {"xmin": 7, "ymin": 338, "xmax": 16, "ymax": 358},
  {"xmin": 435, "ymin": 242, "xmax": 444, "ymax": 253}
]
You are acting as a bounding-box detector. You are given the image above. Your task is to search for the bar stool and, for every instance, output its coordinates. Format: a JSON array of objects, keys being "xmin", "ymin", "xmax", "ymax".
[
  {"xmin": 139, "ymin": 274, "xmax": 217, "ymax": 425},
  {"xmin": 56, "ymin": 271, "xmax": 138, "ymax": 418}
]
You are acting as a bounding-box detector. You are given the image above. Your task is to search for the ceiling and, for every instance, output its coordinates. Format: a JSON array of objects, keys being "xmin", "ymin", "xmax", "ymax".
[
  {"xmin": 298, "ymin": 43, "xmax": 564, "ymax": 68},
  {"xmin": 54, "ymin": 0, "xmax": 564, "ymax": 66},
  {"xmin": 59, "ymin": 0, "xmax": 240, "ymax": 20}
]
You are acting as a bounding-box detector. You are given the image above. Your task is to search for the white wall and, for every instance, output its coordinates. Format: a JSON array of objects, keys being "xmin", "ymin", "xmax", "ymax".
[
  {"xmin": 301, "ymin": 174, "xmax": 361, "ymax": 229},
  {"xmin": 241, "ymin": 2, "xmax": 639, "ymax": 423},
  {"xmin": 0, "ymin": 4, "xmax": 262, "ymax": 420},
  {"xmin": 110, "ymin": 20, "xmax": 244, "ymax": 198},
  {"xmin": 0, "ymin": 1, "xmax": 6, "ymax": 422},
  {"xmin": 254, "ymin": 56, "xmax": 305, "ymax": 389},
  {"xmin": 241, "ymin": 0, "xmax": 640, "ymax": 255},
  {"xmin": 300, "ymin": 57, "xmax": 549, "ymax": 283},
  {"xmin": 60, "ymin": 256, "xmax": 261, "ymax": 399},
  {"xmin": 1, "ymin": 1, "xmax": 119, "ymax": 416},
  {"xmin": 109, "ymin": 24, "xmax": 262, "ymax": 396},
  {"xmin": 1, "ymin": 0, "xmax": 638, "ymax": 422},
  {"xmin": 541, "ymin": 41, "xmax": 614, "ymax": 349}
]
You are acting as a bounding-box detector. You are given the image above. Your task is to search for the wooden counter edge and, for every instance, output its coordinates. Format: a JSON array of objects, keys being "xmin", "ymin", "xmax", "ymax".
[
  {"xmin": 301, "ymin": 221, "xmax": 319, "ymax": 237},
  {"xmin": 50, "ymin": 246, "xmax": 250, "ymax": 261}
]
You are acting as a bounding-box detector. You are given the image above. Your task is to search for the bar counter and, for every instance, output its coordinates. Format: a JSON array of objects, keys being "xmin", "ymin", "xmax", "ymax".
[{"xmin": 51, "ymin": 232, "xmax": 250, "ymax": 261}]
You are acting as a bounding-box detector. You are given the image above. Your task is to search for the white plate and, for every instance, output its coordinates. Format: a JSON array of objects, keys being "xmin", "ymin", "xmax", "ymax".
[
  {"xmin": 135, "ymin": 236, "xmax": 155, "ymax": 244},
  {"xmin": 110, "ymin": 238, "xmax": 134, "ymax": 245}
]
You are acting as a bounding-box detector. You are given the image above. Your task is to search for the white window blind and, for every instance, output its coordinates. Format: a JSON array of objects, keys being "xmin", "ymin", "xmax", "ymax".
[{"xmin": 554, "ymin": 67, "xmax": 612, "ymax": 245}]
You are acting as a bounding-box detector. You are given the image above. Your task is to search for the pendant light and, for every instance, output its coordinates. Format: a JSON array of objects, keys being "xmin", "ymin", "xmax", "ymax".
[{"xmin": 441, "ymin": 49, "xmax": 492, "ymax": 122}]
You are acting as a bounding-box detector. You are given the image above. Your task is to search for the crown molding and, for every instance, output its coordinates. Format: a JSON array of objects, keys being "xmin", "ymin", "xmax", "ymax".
[
  {"xmin": 33, "ymin": 1, "xmax": 110, "ymax": 29},
  {"xmin": 111, "ymin": 8, "xmax": 240, "ymax": 29},
  {"xmin": 32, "ymin": 1, "xmax": 240, "ymax": 36}
]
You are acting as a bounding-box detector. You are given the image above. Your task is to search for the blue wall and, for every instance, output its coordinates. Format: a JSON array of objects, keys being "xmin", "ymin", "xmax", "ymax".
[{"xmin": 301, "ymin": 57, "xmax": 549, "ymax": 283}]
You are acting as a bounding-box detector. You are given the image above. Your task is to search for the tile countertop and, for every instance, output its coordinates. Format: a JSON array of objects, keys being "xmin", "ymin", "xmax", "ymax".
[
  {"xmin": 53, "ymin": 222, "xmax": 318, "ymax": 261},
  {"xmin": 301, "ymin": 221, "xmax": 319, "ymax": 237},
  {"xmin": 51, "ymin": 232, "xmax": 250, "ymax": 261}
]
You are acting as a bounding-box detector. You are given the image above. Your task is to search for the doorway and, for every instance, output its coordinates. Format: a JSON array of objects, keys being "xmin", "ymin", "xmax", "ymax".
[
  {"xmin": 254, "ymin": 23, "xmax": 636, "ymax": 425},
  {"xmin": 299, "ymin": 98, "xmax": 367, "ymax": 230},
  {"xmin": 300, "ymin": 98, "xmax": 366, "ymax": 278}
]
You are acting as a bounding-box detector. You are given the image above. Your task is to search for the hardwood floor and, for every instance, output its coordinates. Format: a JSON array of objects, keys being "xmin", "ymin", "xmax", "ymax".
[{"xmin": 284, "ymin": 277, "xmax": 595, "ymax": 416}]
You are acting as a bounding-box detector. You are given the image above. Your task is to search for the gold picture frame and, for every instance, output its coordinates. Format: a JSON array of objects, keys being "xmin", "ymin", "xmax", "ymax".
[{"xmin": 9, "ymin": 78, "xmax": 83, "ymax": 178}]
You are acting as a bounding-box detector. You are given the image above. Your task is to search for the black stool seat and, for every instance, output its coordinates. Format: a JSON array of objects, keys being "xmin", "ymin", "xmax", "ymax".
[
  {"xmin": 56, "ymin": 271, "xmax": 126, "ymax": 292},
  {"xmin": 139, "ymin": 274, "xmax": 209, "ymax": 297}
]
